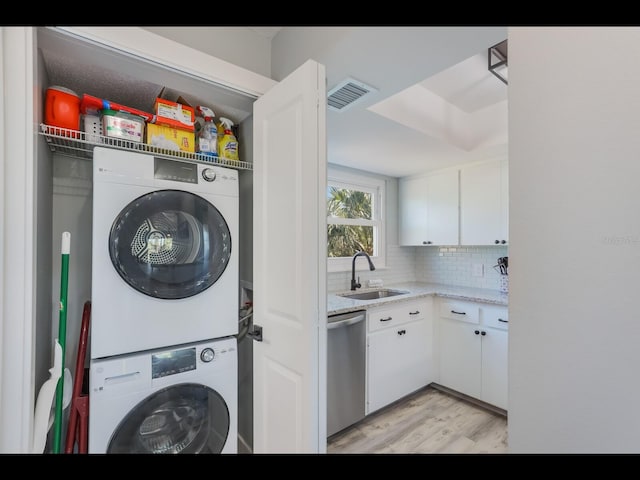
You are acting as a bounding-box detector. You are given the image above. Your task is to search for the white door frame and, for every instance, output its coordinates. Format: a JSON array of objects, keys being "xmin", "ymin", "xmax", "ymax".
[{"xmin": 0, "ymin": 26, "xmax": 37, "ymax": 453}]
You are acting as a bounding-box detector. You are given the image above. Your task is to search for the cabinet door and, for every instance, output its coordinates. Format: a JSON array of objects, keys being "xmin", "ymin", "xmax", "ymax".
[
  {"xmin": 426, "ymin": 170, "xmax": 459, "ymax": 245},
  {"xmin": 500, "ymin": 159, "xmax": 509, "ymax": 244},
  {"xmin": 438, "ymin": 318, "xmax": 482, "ymax": 399},
  {"xmin": 481, "ymin": 327, "xmax": 508, "ymax": 410},
  {"xmin": 460, "ymin": 160, "xmax": 503, "ymax": 246},
  {"xmin": 399, "ymin": 175, "xmax": 428, "ymax": 245},
  {"xmin": 367, "ymin": 319, "xmax": 432, "ymax": 413},
  {"xmin": 399, "ymin": 170, "xmax": 458, "ymax": 246}
]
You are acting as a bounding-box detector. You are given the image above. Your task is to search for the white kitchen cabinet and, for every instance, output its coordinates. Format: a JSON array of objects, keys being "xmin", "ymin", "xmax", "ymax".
[
  {"xmin": 437, "ymin": 299, "xmax": 508, "ymax": 410},
  {"xmin": 480, "ymin": 327, "xmax": 508, "ymax": 410},
  {"xmin": 438, "ymin": 317, "xmax": 482, "ymax": 400},
  {"xmin": 460, "ymin": 159, "xmax": 508, "ymax": 246},
  {"xmin": 367, "ymin": 298, "xmax": 434, "ymax": 414},
  {"xmin": 399, "ymin": 169, "xmax": 459, "ymax": 246}
]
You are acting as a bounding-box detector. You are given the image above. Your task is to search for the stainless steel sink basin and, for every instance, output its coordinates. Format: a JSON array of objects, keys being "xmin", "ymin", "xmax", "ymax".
[{"xmin": 338, "ymin": 289, "xmax": 409, "ymax": 300}]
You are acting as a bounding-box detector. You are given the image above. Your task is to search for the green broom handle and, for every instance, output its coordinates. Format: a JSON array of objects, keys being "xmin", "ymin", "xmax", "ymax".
[{"xmin": 53, "ymin": 232, "xmax": 70, "ymax": 454}]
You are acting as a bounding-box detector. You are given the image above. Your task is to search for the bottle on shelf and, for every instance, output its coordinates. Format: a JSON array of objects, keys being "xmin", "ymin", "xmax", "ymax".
[
  {"xmin": 218, "ymin": 117, "xmax": 239, "ymax": 162},
  {"xmin": 196, "ymin": 106, "xmax": 218, "ymax": 157}
]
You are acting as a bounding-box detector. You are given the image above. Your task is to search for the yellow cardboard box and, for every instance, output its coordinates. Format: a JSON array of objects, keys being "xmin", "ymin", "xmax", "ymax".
[
  {"xmin": 154, "ymin": 98, "xmax": 195, "ymax": 130},
  {"xmin": 146, "ymin": 123, "xmax": 195, "ymax": 153}
]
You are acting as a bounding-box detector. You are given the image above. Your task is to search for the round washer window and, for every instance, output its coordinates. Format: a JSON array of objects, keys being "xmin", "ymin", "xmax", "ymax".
[
  {"xmin": 107, "ymin": 383, "xmax": 230, "ymax": 454},
  {"xmin": 109, "ymin": 190, "xmax": 231, "ymax": 299}
]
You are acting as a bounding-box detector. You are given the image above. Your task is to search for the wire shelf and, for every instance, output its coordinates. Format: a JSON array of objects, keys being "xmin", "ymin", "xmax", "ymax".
[{"xmin": 38, "ymin": 124, "xmax": 254, "ymax": 171}]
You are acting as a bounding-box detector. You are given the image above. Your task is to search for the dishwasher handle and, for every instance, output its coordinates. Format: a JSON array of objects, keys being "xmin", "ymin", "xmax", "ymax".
[{"xmin": 327, "ymin": 312, "xmax": 366, "ymax": 330}]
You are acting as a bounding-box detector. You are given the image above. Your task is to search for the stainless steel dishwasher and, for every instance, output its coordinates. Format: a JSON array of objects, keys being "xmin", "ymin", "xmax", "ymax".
[{"xmin": 327, "ymin": 310, "xmax": 366, "ymax": 437}]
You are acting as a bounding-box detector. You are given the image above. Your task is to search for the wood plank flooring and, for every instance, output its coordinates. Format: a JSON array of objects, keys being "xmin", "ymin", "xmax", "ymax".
[{"xmin": 327, "ymin": 386, "xmax": 508, "ymax": 454}]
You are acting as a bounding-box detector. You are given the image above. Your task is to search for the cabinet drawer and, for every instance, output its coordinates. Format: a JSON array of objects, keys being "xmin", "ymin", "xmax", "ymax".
[
  {"xmin": 481, "ymin": 304, "xmax": 509, "ymax": 330},
  {"xmin": 439, "ymin": 299, "xmax": 479, "ymax": 324},
  {"xmin": 368, "ymin": 300, "xmax": 428, "ymax": 333}
]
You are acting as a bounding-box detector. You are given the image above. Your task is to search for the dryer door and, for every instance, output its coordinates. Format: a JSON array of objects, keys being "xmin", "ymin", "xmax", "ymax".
[
  {"xmin": 107, "ymin": 383, "xmax": 230, "ymax": 454},
  {"xmin": 109, "ymin": 189, "xmax": 232, "ymax": 299}
]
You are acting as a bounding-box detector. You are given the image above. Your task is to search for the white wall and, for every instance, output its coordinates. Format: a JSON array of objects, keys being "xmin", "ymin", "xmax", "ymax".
[
  {"xmin": 508, "ymin": 27, "xmax": 640, "ymax": 453},
  {"xmin": 142, "ymin": 27, "xmax": 273, "ymax": 78},
  {"xmin": 51, "ymin": 156, "xmax": 93, "ymax": 377}
]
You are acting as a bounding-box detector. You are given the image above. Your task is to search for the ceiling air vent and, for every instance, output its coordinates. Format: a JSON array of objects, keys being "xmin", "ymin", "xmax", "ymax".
[{"xmin": 327, "ymin": 77, "xmax": 377, "ymax": 112}]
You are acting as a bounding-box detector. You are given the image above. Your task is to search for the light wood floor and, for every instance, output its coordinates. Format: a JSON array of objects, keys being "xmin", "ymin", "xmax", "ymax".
[{"xmin": 327, "ymin": 386, "xmax": 508, "ymax": 454}]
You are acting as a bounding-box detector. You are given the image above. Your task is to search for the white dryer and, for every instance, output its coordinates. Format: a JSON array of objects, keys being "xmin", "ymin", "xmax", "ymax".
[
  {"xmin": 91, "ymin": 147, "xmax": 239, "ymax": 359},
  {"xmin": 89, "ymin": 336, "xmax": 237, "ymax": 454}
]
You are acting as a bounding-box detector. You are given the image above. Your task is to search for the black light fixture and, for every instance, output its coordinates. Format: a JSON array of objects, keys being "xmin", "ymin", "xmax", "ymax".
[{"xmin": 488, "ymin": 39, "xmax": 508, "ymax": 85}]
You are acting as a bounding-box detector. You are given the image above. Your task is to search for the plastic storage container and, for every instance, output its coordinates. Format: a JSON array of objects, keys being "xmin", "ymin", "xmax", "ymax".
[
  {"xmin": 45, "ymin": 86, "xmax": 81, "ymax": 137},
  {"xmin": 102, "ymin": 109, "xmax": 145, "ymax": 143}
]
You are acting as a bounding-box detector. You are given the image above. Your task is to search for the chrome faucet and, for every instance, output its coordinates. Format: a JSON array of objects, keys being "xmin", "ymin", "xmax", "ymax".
[{"xmin": 351, "ymin": 251, "xmax": 376, "ymax": 290}]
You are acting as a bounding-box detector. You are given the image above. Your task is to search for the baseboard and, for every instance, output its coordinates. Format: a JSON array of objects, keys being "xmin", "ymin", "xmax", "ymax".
[{"xmin": 430, "ymin": 383, "xmax": 508, "ymax": 418}]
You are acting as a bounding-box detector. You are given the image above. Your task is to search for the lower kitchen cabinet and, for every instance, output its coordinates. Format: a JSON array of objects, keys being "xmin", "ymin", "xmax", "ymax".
[
  {"xmin": 480, "ymin": 326, "xmax": 508, "ymax": 409},
  {"xmin": 366, "ymin": 298, "xmax": 434, "ymax": 414},
  {"xmin": 439, "ymin": 317, "xmax": 482, "ymax": 400},
  {"xmin": 437, "ymin": 299, "xmax": 508, "ymax": 410}
]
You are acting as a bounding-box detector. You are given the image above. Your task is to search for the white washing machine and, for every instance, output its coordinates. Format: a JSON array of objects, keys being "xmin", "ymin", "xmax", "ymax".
[
  {"xmin": 91, "ymin": 147, "xmax": 239, "ymax": 359},
  {"xmin": 89, "ymin": 336, "xmax": 237, "ymax": 454}
]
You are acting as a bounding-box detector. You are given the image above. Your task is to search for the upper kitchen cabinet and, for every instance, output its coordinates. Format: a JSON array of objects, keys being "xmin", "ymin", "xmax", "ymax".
[
  {"xmin": 399, "ymin": 169, "xmax": 459, "ymax": 246},
  {"xmin": 460, "ymin": 159, "xmax": 508, "ymax": 246}
]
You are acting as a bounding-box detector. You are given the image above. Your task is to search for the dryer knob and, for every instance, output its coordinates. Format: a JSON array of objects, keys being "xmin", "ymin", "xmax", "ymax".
[
  {"xmin": 200, "ymin": 348, "xmax": 215, "ymax": 362},
  {"xmin": 202, "ymin": 168, "xmax": 217, "ymax": 182}
]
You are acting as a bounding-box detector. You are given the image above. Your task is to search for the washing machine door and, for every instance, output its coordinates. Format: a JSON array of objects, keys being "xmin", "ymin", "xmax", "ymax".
[
  {"xmin": 109, "ymin": 189, "xmax": 232, "ymax": 299},
  {"xmin": 107, "ymin": 383, "xmax": 230, "ymax": 454}
]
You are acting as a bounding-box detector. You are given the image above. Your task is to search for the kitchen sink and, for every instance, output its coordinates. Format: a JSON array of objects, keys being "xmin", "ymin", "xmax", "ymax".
[{"xmin": 338, "ymin": 289, "xmax": 409, "ymax": 300}]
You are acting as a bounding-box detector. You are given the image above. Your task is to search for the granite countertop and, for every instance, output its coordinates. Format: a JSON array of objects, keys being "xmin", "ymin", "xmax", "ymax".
[{"xmin": 328, "ymin": 281, "xmax": 508, "ymax": 316}]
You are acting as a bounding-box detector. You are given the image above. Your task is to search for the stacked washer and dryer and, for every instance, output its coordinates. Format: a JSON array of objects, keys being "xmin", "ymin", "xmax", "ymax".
[{"xmin": 88, "ymin": 147, "xmax": 239, "ymax": 454}]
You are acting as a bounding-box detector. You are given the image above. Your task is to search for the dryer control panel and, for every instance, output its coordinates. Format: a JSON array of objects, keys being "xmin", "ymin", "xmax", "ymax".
[{"xmin": 154, "ymin": 157, "xmax": 198, "ymax": 184}]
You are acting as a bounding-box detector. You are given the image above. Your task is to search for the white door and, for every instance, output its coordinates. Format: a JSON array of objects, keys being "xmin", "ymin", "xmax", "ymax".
[{"xmin": 252, "ymin": 60, "xmax": 327, "ymax": 453}]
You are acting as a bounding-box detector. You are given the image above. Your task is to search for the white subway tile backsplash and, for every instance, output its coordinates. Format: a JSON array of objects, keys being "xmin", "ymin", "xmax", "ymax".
[
  {"xmin": 415, "ymin": 245, "xmax": 508, "ymax": 290},
  {"xmin": 327, "ymin": 245, "xmax": 417, "ymax": 293},
  {"xmin": 327, "ymin": 244, "xmax": 508, "ymax": 293}
]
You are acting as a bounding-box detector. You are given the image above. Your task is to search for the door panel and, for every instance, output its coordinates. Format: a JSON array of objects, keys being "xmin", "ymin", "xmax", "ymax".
[
  {"xmin": 439, "ymin": 318, "xmax": 482, "ymax": 399},
  {"xmin": 460, "ymin": 160, "xmax": 501, "ymax": 245},
  {"xmin": 252, "ymin": 60, "xmax": 327, "ymax": 453},
  {"xmin": 481, "ymin": 327, "xmax": 508, "ymax": 410}
]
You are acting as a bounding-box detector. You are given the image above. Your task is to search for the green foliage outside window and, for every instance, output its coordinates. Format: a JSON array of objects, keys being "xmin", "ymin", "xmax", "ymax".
[{"xmin": 327, "ymin": 186, "xmax": 374, "ymax": 257}]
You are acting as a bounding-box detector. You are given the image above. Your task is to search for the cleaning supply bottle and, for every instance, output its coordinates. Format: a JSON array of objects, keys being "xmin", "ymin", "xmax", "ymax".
[
  {"xmin": 196, "ymin": 106, "xmax": 218, "ymax": 157},
  {"xmin": 218, "ymin": 117, "xmax": 239, "ymax": 162}
]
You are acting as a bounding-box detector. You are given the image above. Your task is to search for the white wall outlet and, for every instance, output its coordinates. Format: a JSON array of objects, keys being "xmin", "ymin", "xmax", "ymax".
[{"xmin": 472, "ymin": 263, "xmax": 484, "ymax": 277}]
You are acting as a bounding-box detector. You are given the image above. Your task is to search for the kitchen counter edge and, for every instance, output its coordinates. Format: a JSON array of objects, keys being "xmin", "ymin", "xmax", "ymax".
[{"xmin": 327, "ymin": 282, "xmax": 508, "ymax": 316}]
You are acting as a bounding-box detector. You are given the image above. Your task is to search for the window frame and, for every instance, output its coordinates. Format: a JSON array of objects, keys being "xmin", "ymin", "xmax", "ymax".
[{"xmin": 327, "ymin": 167, "xmax": 386, "ymax": 273}]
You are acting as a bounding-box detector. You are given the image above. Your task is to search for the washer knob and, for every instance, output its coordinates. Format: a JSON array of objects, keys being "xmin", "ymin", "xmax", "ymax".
[
  {"xmin": 202, "ymin": 168, "xmax": 217, "ymax": 182},
  {"xmin": 200, "ymin": 348, "xmax": 215, "ymax": 362}
]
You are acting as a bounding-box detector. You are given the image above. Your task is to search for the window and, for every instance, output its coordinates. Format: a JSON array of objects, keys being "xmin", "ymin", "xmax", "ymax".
[{"xmin": 327, "ymin": 167, "xmax": 386, "ymax": 272}]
